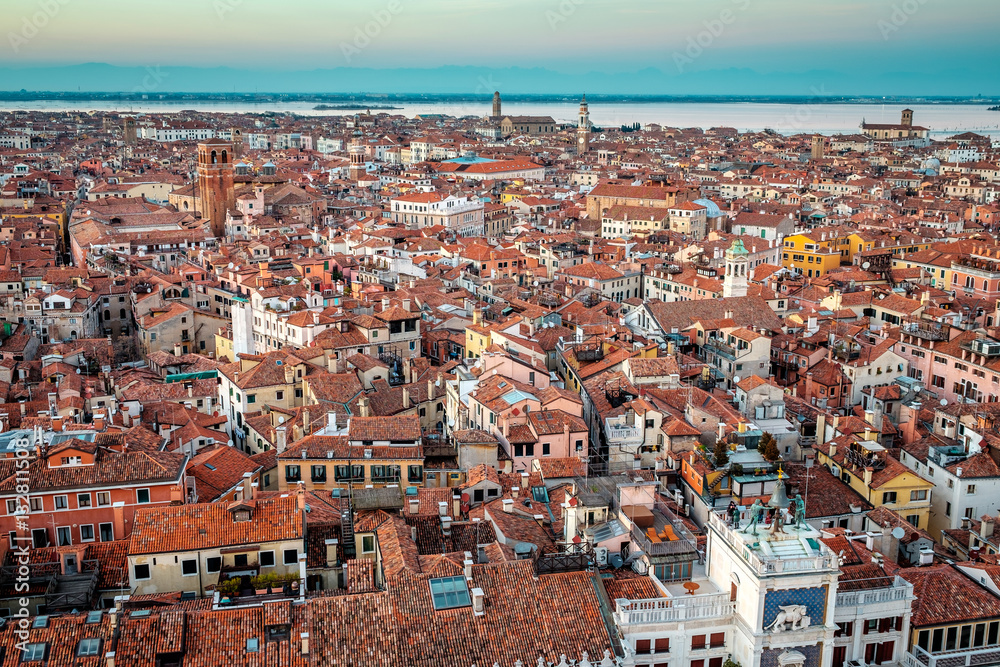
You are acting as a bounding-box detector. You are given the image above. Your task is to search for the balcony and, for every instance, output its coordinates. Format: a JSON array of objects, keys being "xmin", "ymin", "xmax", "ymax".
[
  {"xmin": 835, "ymin": 575, "xmax": 914, "ymax": 610},
  {"xmin": 903, "ymin": 644, "xmax": 1000, "ymax": 667},
  {"xmin": 604, "ymin": 419, "xmax": 642, "ymax": 447},
  {"xmin": 703, "ymin": 339, "xmax": 736, "ymax": 361},
  {"xmin": 628, "ymin": 500, "xmax": 699, "ymax": 559},
  {"xmin": 615, "ymin": 592, "xmax": 735, "ymax": 628},
  {"xmin": 708, "ymin": 511, "xmax": 837, "ymax": 575}
]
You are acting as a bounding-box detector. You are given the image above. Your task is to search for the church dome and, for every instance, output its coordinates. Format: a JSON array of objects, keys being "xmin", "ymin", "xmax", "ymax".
[{"xmin": 694, "ymin": 198, "xmax": 723, "ymax": 218}]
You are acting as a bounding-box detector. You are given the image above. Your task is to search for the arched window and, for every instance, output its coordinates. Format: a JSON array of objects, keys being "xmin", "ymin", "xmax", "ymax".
[
  {"xmin": 211, "ymin": 150, "xmax": 217, "ymax": 164},
  {"xmin": 120, "ymin": 308, "xmax": 126, "ymax": 319},
  {"xmin": 984, "ymin": 279, "xmax": 990, "ymax": 292},
  {"xmin": 966, "ymin": 276, "xmax": 975, "ymax": 288},
  {"xmin": 222, "ymin": 150, "xmax": 228, "ymax": 163}
]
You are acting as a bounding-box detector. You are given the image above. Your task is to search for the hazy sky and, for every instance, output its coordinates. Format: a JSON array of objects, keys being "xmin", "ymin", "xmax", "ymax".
[{"xmin": 3, "ymin": 0, "xmax": 998, "ymax": 94}]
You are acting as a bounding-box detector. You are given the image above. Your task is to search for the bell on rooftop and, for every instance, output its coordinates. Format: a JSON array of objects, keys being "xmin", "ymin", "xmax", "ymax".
[{"xmin": 767, "ymin": 467, "xmax": 790, "ymax": 510}]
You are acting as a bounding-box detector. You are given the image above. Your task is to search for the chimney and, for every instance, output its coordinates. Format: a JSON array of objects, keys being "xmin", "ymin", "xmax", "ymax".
[
  {"xmin": 402, "ymin": 298, "xmax": 411, "ymax": 312},
  {"xmin": 381, "ymin": 297, "xmax": 390, "ymax": 311},
  {"xmin": 242, "ymin": 472, "xmax": 253, "ymax": 499},
  {"xmin": 284, "ymin": 364, "xmax": 295, "ymax": 385},
  {"xmin": 428, "ymin": 376, "xmax": 435, "ymax": 400},
  {"xmin": 327, "ymin": 411, "xmax": 338, "ymax": 432},
  {"xmin": 302, "ymin": 408, "xmax": 311, "ymax": 435},
  {"xmin": 438, "ymin": 501, "xmax": 449, "ymax": 517},
  {"xmin": 296, "ymin": 485, "xmax": 306, "ymax": 511},
  {"xmin": 502, "ymin": 498, "xmax": 514, "ymax": 513},
  {"xmin": 863, "ymin": 466, "xmax": 873, "ymax": 487},
  {"xmin": 325, "ymin": 538, "xmax": 339, "ymax": 567},
  {"xmin": 358, "ymin": 396, "xmax": 370, "ymax": 418},
  {"xmin": 981, "ymin": 515, "xmax": 995, "ymax": 540},
  {"xmin": 453, "ymin": 493, "xmax": 462, "ymax": 518},
  {"xmin": 186, "ymin": 382, "xmax": 193, "ymax": 398},
  {"xmin": 300, "ymin": 632, "xmax": 310, "ymax": 656},
  {"xmin": 520, "ymin": 471, "xmax": 529, "ymax": 489},
  {"xmin": 502, "ymin": 414, "xmax": 509, "ymax": 439},
  {"xmin": 472, "ymin": 587, "xmax": 486, "ymax": 616},
  {"xmin": 463, "ymin": 555, "xmax": 473, "ymax": 580},
  {"xmin": 511, "ymin": 486, "xmax": 519, "ymax": 499},
  {"xmin": 106, "ymin": 653, "xmax": 116, "ymax": 667},
  {"xmin": 408, "ymin": 497, "xmax": 420, "ymax": 514},
  {"xmin": 402, "ymin": 387, "xmax": 411, "ymax": 409},
  {"xmin": 276, "ymin": 426, "xmax": 287, "ymax": 452}
]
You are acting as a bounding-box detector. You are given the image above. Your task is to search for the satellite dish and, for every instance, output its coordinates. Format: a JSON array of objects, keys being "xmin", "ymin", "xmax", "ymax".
[
  {"xmin": 891, "ymin": 526, "xmax": 906, "ymax": 540},
  {"xmin": 940, "ymin": 399, "xmax": 948, "ymax": 406},
  {"xmin": 278, "ymin": 416, "xmax": 285, "ymax": 424},
  {"xmin": 226, "ymin": 439, "xmax": 234, "ymax": 448},
  {"xmin": 228, "ymin": 263, "xmax": 234, "ymax": 269},
  {"xmin": 862, "ymin": 262, "xmax": 871, "ymax": 270},
  {"xmin": 732, "ymin": 376, "xmax": 741, "ymax": 385}
]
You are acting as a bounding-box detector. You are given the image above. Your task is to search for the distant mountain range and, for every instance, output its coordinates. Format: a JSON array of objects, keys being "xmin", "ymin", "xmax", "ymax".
[{"xmin": 0, "ymin": 62, "xmax": 995, "ymax": 98}]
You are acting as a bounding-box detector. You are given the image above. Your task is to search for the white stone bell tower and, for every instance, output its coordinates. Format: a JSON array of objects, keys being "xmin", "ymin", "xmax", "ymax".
[{"xmin": 723, "ymin": 238, "xmax": 749, "ymax": 298}]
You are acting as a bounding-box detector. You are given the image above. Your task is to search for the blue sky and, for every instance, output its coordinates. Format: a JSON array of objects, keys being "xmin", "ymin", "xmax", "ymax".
[{"xmin": 2, "ymin": 0, "xmax": 997, "ymax": 94}]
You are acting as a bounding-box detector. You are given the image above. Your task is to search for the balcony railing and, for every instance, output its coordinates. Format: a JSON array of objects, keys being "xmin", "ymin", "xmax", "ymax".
[
  {"xmin": 704, "ymin": 339, "xmax": 737, "ymax": 360},
  {"xmin": 835, "ymin": 575, "xmax": 913, "ymax": 607},
  {"xmin": 903, "ymin": 644, "xmax": 1000, "ymax": 667},
  {"xmin": 708, "ymin": 512, "xmax": 837, "ymax": 575},
  {"xmin": 615, "ymin": 592, "xmax": 735, "ymax": 627},
  {"xmin": 605, "ymin": 420, "xmax": 642, "ymax": 445}
]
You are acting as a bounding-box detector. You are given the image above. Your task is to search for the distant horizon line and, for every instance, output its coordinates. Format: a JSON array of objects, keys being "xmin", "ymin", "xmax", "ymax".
[{"xmin": 1, "ymin": 92, "xmax": 998, "ymax": 103}]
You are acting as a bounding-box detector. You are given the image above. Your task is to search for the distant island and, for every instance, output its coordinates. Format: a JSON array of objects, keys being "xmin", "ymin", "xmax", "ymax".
[
  {"xmin": 989, "ymin": 105, "xmax": 1000, "ymax": 111},
  {"xmin": 314, "ymin": 104, "xmax": 401, "ymax": 111}
]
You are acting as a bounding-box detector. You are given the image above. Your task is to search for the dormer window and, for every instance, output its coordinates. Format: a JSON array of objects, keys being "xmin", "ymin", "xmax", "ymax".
[
  {"xmin": 233, "ymin": 510, "xmax": 251, "ymax": 522},
  {"xmin": 61, "ymin": 456, "xmax": 82, "ymax": 466}
]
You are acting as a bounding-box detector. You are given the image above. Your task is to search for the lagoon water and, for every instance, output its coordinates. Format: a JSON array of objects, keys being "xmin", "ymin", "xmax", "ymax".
[{"xmin": 3, "ymin": 100, "xmax": 999, "ymax": 137}]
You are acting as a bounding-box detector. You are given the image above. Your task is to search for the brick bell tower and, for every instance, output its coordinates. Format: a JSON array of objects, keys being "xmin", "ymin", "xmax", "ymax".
[{"xmin": 196, "ymin": 140, "xmax": 235, "ymax": 238}]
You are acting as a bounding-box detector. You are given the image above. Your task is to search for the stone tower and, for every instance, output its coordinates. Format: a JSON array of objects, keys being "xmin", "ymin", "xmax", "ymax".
[
  {"xmin": 577, "ymin": 94, "xmax": 590, "ymax": 155},
  {"xmin": 811, "ymin": 135, "xmax": 824, "ymax": 161},
  {"xmin": 348, "ymin": 143, "xmax": 366, "ymax": 181},
  {"xmin": 901, "ymin": 108, "xmax": 913, "ymax": 127},
  {"xmin": 123, "ymin": 117, "xmax": 136, "ymax": 145},
  {"xmin": 492, "ymin": 91, "xmax": 502, "ymax": 119},
  {"xmin": 723, "ymin": 238, "xmax": 749, "ymax": 299},
  {"xmin": 196, "ymin": 140, "xmax": 235, "ymax": 238},
  {"xmin": 231, "ymin": 128, "xmax": 244, "ymax": 159}
]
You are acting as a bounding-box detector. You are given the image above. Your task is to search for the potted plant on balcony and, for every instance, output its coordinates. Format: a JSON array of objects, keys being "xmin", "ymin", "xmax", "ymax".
[
  {"xmin": 218, "ymin": 578, "xmax": 240, "ymax": 603},
  {"xmin": 251, "ymin": 575, "xmax": 270, "ymax": 595}
]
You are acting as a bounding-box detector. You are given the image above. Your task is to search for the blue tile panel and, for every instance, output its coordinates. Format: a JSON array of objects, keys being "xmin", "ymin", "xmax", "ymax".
[{"xmin": 763, "ymin": 586, "xmax": 828, "ymax": 629}]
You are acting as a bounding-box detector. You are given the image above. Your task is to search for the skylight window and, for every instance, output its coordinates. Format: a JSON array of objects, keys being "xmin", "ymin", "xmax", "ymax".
[
  {"xmin": 429, "ymin": 576, "xmax": 471, "ymax": 610},
  {"xmin": 32, "ymin": 616, "xmax": 49, "ymax": 628},
  {"xmin": 205, "ymin": 464, "xmax": 216, "ymax": 471},
  {"xmin": 86, "ymin": 610, "xmax": 103, "ymax": 624},
  {"xmin": 131, "ymin": 609, "xmax": 152, "ymax": 619},
  {"xmin": 246, "ymin": 638, "xmax": 260, "ymax": 653}
]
